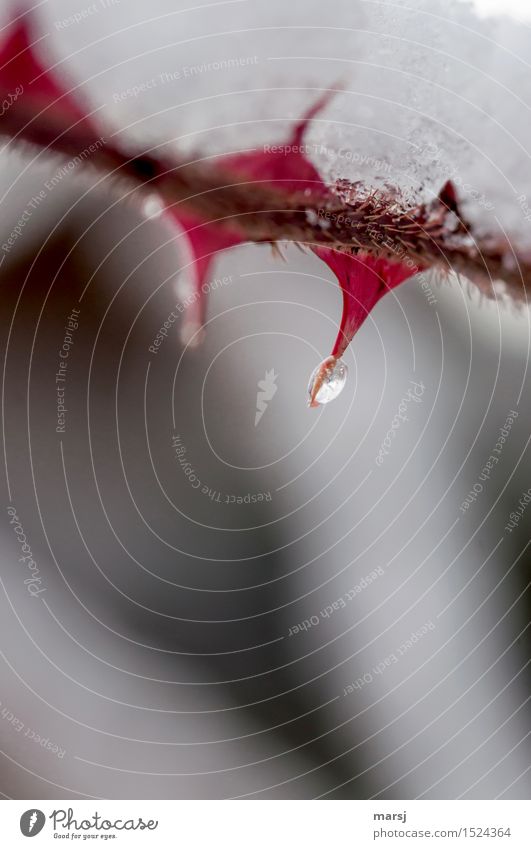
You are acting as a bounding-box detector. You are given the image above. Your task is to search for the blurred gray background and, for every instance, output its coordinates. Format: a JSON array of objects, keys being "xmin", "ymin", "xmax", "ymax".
[{"xmin": 0, "ymin": 0, "xmax": 530, "ymax": 799}]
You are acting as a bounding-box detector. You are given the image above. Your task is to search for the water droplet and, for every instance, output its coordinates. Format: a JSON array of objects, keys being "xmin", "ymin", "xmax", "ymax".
[
  {"xmin": 181, "ymin": 320, "xmax": 205, "ymax": 348},
  {"xmin": 142, "ymin": 194, "xmax": 164, "ymax": 219},
  {"xmin": 307, "ymin": 356, "xmax": 347, "ymax": 407}
]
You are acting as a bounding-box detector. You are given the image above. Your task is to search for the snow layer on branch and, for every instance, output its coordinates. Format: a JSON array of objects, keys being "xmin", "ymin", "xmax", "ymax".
[
  {"xmin": 305, "ymin": 0, "xmax": 531, "ymax": 249},
  {"xmin": 27, "ymin": 0, "xmax": 531, "ymax": 246}
]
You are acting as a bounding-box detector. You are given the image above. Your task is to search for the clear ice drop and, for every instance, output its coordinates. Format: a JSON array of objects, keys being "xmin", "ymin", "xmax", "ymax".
[{"xmin": 308, "ymin": 356, "xmax": 348, "ymax": 407}]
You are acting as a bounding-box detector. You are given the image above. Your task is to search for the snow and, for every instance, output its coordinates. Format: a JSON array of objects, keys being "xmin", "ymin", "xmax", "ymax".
[
  {"xmin": 469, "ymin": 0, "xmax": 531, "ymax": 22},
  {"xmin": 21, "ymin": 0, "xmax": 531, "ymax": 248}
]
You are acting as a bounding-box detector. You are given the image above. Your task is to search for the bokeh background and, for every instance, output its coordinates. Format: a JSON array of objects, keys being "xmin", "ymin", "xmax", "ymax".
[{"xmin": 0, "ymin": 0, "xmax": 530, "ymax": 799}]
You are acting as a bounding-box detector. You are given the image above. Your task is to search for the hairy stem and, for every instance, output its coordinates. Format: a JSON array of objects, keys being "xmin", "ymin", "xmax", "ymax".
[{"xmin": 2, "ymin": 104, "xmax": 527, "ymax": 298}]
